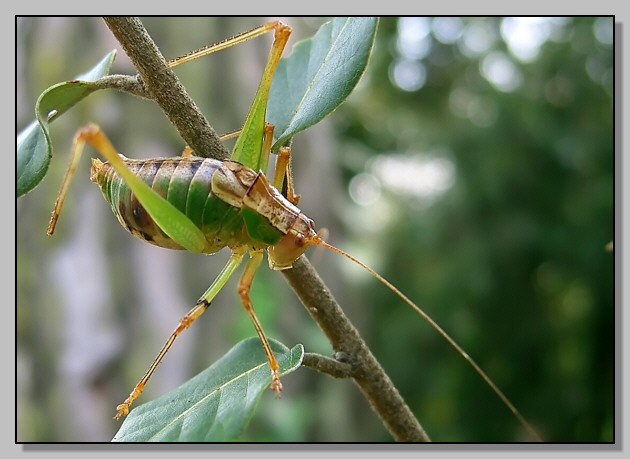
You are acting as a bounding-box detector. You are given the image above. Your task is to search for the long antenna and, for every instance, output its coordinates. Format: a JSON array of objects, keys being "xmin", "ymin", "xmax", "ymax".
[{"xmin": 317, "ymin": 238, "xmax": 542, "ymax": 442}]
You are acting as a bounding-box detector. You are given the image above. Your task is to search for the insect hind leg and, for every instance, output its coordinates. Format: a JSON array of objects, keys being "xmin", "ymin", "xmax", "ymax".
[{"xmin": 167, "ymin": 21, "xmax": 289, "ymax": 70}]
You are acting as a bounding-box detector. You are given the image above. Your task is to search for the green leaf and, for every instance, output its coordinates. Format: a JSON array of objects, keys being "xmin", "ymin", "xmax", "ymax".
[
  {"xmin": 17, "ymin": 51, "xmax": 116, "ymax": 197},
  {"xmin": 17, "ymin": 121, "xmax": 49, "ymax": 197},
  {"xmin": 112, "ymin": 337, "xmax": 304, "ymax": 442},
  {"xmin": 267, "ymin": 17, "xmax": 379, "ymax": 149}
]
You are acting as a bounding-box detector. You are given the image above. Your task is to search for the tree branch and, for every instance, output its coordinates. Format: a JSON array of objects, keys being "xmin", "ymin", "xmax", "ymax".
[
  {"xmin": 102, "ymin": 17, "xmax": 229, "ymax": 161},
  {"xmin": 283, "ymin": 256, "xmax": 430, "ymax": 442},
  {"xmin": 101, "ymin": 16, "xmax": 429, "ymax": 443}
]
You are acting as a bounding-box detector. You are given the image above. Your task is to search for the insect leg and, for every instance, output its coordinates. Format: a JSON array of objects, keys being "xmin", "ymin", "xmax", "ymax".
[
  {"xmin": 258, "ymin": 123, "xmax": 275, "ymax": 175},
  {"xmin": 68, "ymin": 124, "xmax": 205, "ymax": 253},
  {"xmin": 272, "ymin": 146, "xmax": 300, "ymax": 205},
  {"xmin": 237, "ymin": 249, "xmax": 283, "ymax": 394},
  {"xmin": 114, "ymin": 247, "xmax": 247, "ymax": 420},
  {"xmin": 47, "ymin": 126, "xmax": 89, "ymax": 235},
  {"xmin": 231, "ymin": 22, "xmax": 291, "ymax": 171},
  {"xmin": 167, "ymin": 21, "xmax": 288, "ymax": 70}
]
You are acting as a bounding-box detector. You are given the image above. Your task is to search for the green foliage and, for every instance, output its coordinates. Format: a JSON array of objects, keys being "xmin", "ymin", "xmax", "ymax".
[
  {"xmin": 17, "ymin": 51, "xmax": 116, "ymax": 197},
  {"xmin": 267, "ymin": 17, "xmax": 379, "ymax": 149},
  {"xmin": 112, "ymin": 338, "xmax": 303, "ymax": 442}
]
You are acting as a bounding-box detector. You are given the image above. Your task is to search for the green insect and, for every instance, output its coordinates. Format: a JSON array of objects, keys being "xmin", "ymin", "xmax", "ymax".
[{"xmin": 41, "ymin": 19, "xmax": 539, "ymax": 440}]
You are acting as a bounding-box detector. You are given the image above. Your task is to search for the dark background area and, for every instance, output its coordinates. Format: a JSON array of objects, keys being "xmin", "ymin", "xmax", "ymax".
[{"xmin": 17, "ymin": 17, "xmax": 614, "ymax": 442}]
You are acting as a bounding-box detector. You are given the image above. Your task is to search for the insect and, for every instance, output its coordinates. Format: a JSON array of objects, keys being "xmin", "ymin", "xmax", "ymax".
[{"xmin": 31, "ymin": 18, "xmax": 539, "ymax": 441}]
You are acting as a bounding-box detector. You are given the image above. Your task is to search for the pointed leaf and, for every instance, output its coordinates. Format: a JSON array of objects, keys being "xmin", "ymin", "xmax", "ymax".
[
  {"xmin": 17, "ymin": 121, "xmax": 49, "ymax": 197},
  {"xmin": 112, "ymin": 338, "xmax": 304, "ymax": 442},
  {"xmin": 267, "ymin": 17, "xmax": 378, "ymax": 149},
  {"xmin": 17, "ymin": 51, "xmax": 116, "ymax": 197}
]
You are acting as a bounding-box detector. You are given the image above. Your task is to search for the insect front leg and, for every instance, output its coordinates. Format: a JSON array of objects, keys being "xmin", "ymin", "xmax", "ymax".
[
  {"xmin": 237, "ymin": 249, "xmax": 283, "ymax": 394},
  {"xmin": 114, "ymin": 248, "xmax": 246, "ymax": 420},
  {"xmin": 272, "ymin": 146, "xmax": 300, "ymax": 206}
]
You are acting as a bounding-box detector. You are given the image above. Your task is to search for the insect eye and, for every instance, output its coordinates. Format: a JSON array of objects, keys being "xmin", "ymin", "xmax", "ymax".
[{"xmin": 294, "ymin": 233, "xmax": 305, "ymax": 247}]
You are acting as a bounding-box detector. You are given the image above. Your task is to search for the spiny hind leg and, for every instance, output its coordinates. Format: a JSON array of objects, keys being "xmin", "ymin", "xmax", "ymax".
[
  {"xmin": 237, "ymin": 249, "xmax": 282, "ymax": 394},
  {"xmin": 167, "ymin": 21, "xmax": 291, "ymax": 70},
  {"xmin": 114, "ymin": 248, "xmax": 246, "ymax": 420}
]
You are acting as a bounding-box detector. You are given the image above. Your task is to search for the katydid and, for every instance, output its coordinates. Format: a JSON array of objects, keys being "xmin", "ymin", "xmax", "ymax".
[{"xmin": 45, "ymin": 20, "xmax": 539, "ymax": 440}]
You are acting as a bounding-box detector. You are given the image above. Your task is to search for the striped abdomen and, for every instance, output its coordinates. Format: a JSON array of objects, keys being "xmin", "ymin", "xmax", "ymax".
[{"xmin": 90, "ymin": 156, "xmax": 252, "ymax": 254}]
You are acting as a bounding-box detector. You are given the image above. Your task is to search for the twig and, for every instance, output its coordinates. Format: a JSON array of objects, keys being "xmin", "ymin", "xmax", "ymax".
[
  {"xmin": 284, "ymin": 257, "xmax": 430, "ymax": 442},
  {"xmin": 301, "ymin": 352, "xmax": 353, "ymax": 379},
  {"xmin": 92, "ymin": 74, "xmax": 150, "ymax": 99}
]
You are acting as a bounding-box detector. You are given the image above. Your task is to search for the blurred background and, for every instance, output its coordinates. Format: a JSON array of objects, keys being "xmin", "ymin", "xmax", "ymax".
[{"xmin": 17, "ymin": 17, "xmax": 614, "ymax": 442}]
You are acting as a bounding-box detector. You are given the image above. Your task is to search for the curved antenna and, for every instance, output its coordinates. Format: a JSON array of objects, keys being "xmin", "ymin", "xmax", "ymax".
[{"xmin": 316, "ymin": 238, "xmax": 542, "ymax": 442}]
